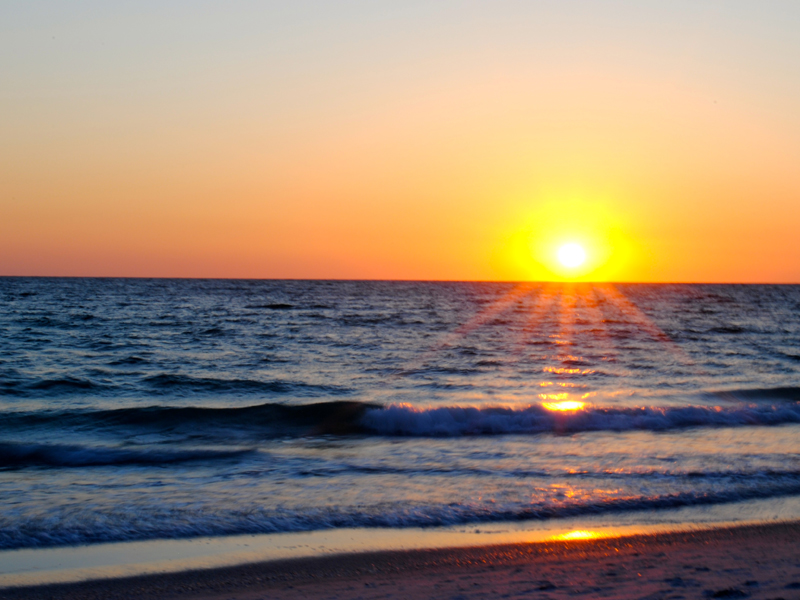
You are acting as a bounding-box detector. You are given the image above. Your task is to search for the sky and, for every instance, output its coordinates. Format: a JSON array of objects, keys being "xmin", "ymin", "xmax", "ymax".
[{"xmin": 2, "ymin": 1, "xmax": 800, "ymax": 282}]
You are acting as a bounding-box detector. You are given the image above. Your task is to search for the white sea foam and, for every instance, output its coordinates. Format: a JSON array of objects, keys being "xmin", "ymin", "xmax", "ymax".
[
  {"xmin": 361, "ymin": 402, "xmax": 800, "ymax": 436},
  {"xmin": 4, "ymin": 480, "xmax": 800, "ymax": 550}
]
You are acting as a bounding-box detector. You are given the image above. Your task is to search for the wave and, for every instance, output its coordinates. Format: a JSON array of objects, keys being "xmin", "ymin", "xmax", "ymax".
[
  {"xmin": 0, "ymin": 376, "xmax": 112, "ymax": 396},
  {"xmin": 711, "ymin": 386, "xmax": 800, "ymax": 402},
  {"xmin": 0, "ymin": 442, "xmax": 252, "ymax": 469},
  {"xmin": 244, "ymin": 303, "xmax": 294, "ymax": 310},
  {"xmin": 141, "ymin": 373, "xmax": 350, "ymax": 396},
  {"xmin": 4, "ymin": 391, "xmax": 800, "ymax": 439},
  {"xmin": 28, "ymin": 377, "xmax": 104, "ymax": 392},
  {"xmin": 107, "ymin": 355, "xmax": 149, "ymax": 366},
  {"xmin": 707, "ymin": 325, "xmax": 748, "ymax": 334},
  {"xmin": 4, "ymin": 478, "xmax": 800, "ymax": 549},
  {"xmin": 1, "ymin": 401, "xmax": 377, "ymax": 438},
  {"xmin": 0, "ymin": 373, "xmax": 351, "ymax": 398},
  {"xmin": 361, "ymin": 400, "xmax": 800, "ymax": 436}
]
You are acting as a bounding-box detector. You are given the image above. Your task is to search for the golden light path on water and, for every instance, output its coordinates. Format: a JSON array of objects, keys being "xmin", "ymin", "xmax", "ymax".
[
  {"xmin": 399, "ymin": 280, "xmax": 693, "ymax": 412},
  {"xmin": 541, "ymin": 400, "xmax": 586, "ymax": 412},
  {"xmin": 550, "ymin": 530, "xmax": 602, "ymax": 541}
]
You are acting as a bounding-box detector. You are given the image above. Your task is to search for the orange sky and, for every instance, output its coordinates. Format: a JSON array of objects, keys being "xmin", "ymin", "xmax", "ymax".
[{"xmin": 2, "ymin": 2, "xmax": 799, "ymax": 281}]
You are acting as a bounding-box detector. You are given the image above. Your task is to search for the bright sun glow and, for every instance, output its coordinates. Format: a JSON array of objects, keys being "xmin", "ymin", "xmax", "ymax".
[
  {"xmin": 557, "ymin": 243, "xmax": 586, "ymax": 268},
  {"xmin": 551, "ymin": 530, "xmax": 601, "ymax": 541},
  {"xmin": 542, "ymin": 400, "xmax": 586, "ymax": 411}
]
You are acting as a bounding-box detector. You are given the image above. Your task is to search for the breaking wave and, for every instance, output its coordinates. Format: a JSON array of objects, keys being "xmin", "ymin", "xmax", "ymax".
[
  {"xmin": 4, "ymin": 392, "xmax": 800, "ymax": 441},
  {"xmin": 361, "ymin": 398, "xmax": 800, "ymax": 436},
  {"xmin": 4, "ymin": 479, "xmax": 800, "ymax": 549}
]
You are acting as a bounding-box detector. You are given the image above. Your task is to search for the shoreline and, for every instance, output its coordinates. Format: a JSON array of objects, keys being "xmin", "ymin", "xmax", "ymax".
[
  {"xmin": 3, "ymin": 520, "xmax": 800, "ymax": 600},
  {"xmin": 4, "ymin": 494, "xmax": 800, "ymax": 589}
]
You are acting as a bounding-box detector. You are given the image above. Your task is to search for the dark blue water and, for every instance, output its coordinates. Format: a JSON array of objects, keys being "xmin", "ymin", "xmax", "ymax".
[{"xmin": 1, "ymin": 278, "xmax": 799, "ymax": 549}]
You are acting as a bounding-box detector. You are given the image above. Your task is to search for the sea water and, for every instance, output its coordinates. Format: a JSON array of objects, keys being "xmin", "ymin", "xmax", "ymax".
[{"xmin": 1, "ymin": 278, "xmax": 799, "ymax": 551}]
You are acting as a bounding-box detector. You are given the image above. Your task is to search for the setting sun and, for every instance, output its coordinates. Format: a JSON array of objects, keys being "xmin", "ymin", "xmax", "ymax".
[{"xmin": 558, "ymin": 243, "xmax": 587, "ymax": 268}]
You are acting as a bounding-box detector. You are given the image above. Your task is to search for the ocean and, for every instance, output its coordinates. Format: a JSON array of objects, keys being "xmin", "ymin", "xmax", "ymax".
[{"xmin": 1, "ymin": 278, "xmax": 800, "ymax": 551}]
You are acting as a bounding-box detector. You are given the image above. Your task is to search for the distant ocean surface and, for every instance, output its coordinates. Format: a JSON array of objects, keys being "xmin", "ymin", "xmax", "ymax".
[{"xmin": 1, "ymin": 278, "xmax": 800, "ymax": 550}]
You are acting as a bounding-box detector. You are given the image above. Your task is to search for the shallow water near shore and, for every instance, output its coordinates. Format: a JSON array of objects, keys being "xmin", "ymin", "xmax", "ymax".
[
  {"xmin": 2, "ymin": 495, "xmax": 800, "ymax": 588},
  {"xmin": 1, "ymin": 279, "xmax": 799, "ymax": 564}
]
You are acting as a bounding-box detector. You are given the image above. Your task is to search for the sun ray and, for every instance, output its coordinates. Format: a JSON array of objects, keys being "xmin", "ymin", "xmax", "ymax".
[
  {"xmin": 511, "ymin": 283, "xmax": 561, "ymax": 357},
  {"xmin": 393, "ymin": 282, "xmax": 540, "ymax": 378},
  {"xmin": 583, "ymin": 286, "xmax": 624, "ymax": 366},
  {"xmin": 593, "ymin": 284, "xmax": 700, "ymax": 369},
  {"xmin": 531, "ymin": 285, "xmax": 598, "ymax": 408}
]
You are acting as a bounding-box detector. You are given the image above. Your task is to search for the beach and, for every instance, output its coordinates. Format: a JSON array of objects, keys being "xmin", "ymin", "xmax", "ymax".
[{"xmin": 3, "ymin": 521, "xmax": 800, "ymax": 600}]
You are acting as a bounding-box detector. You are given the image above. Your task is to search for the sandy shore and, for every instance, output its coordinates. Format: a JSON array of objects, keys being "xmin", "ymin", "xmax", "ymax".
[{"xmin": 2, "ymin": 521, "xmax": 800, "ymax": 600}]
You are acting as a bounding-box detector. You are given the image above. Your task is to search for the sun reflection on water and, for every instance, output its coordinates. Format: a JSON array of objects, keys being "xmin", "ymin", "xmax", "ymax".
[
  {"xmin": 551, "ymin": 530, "xmax": 600, "ymax": 541},
  {"xmin": 541, "ymin": 400, "xmax": 586, "ymax": 411},
  {"xmin": 543, "ymin": 366, "xmax": 596, "ymax": 375}
]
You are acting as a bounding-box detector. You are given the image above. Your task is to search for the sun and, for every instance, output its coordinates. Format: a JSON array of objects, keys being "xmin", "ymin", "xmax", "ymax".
[{"xmin": 557, "ymin": 243, "xmax": 586, "ymax": 268}]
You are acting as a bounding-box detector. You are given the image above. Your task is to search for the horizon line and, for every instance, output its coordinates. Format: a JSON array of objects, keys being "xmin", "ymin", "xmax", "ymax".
[{"xmin": 1, "ymin": 275, "xmax": 798, "ymax": 285}]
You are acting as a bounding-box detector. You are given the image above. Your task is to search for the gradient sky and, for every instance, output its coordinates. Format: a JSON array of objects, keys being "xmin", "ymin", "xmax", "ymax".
[{"xmin": 2, "ymin": 1, "xmax": 800, "ymax": 281}]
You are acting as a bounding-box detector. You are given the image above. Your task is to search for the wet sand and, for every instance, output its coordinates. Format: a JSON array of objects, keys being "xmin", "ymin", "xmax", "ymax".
[{"xmin": 2, "ymin": 521, "xmax": 800, "ymax": 600}]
